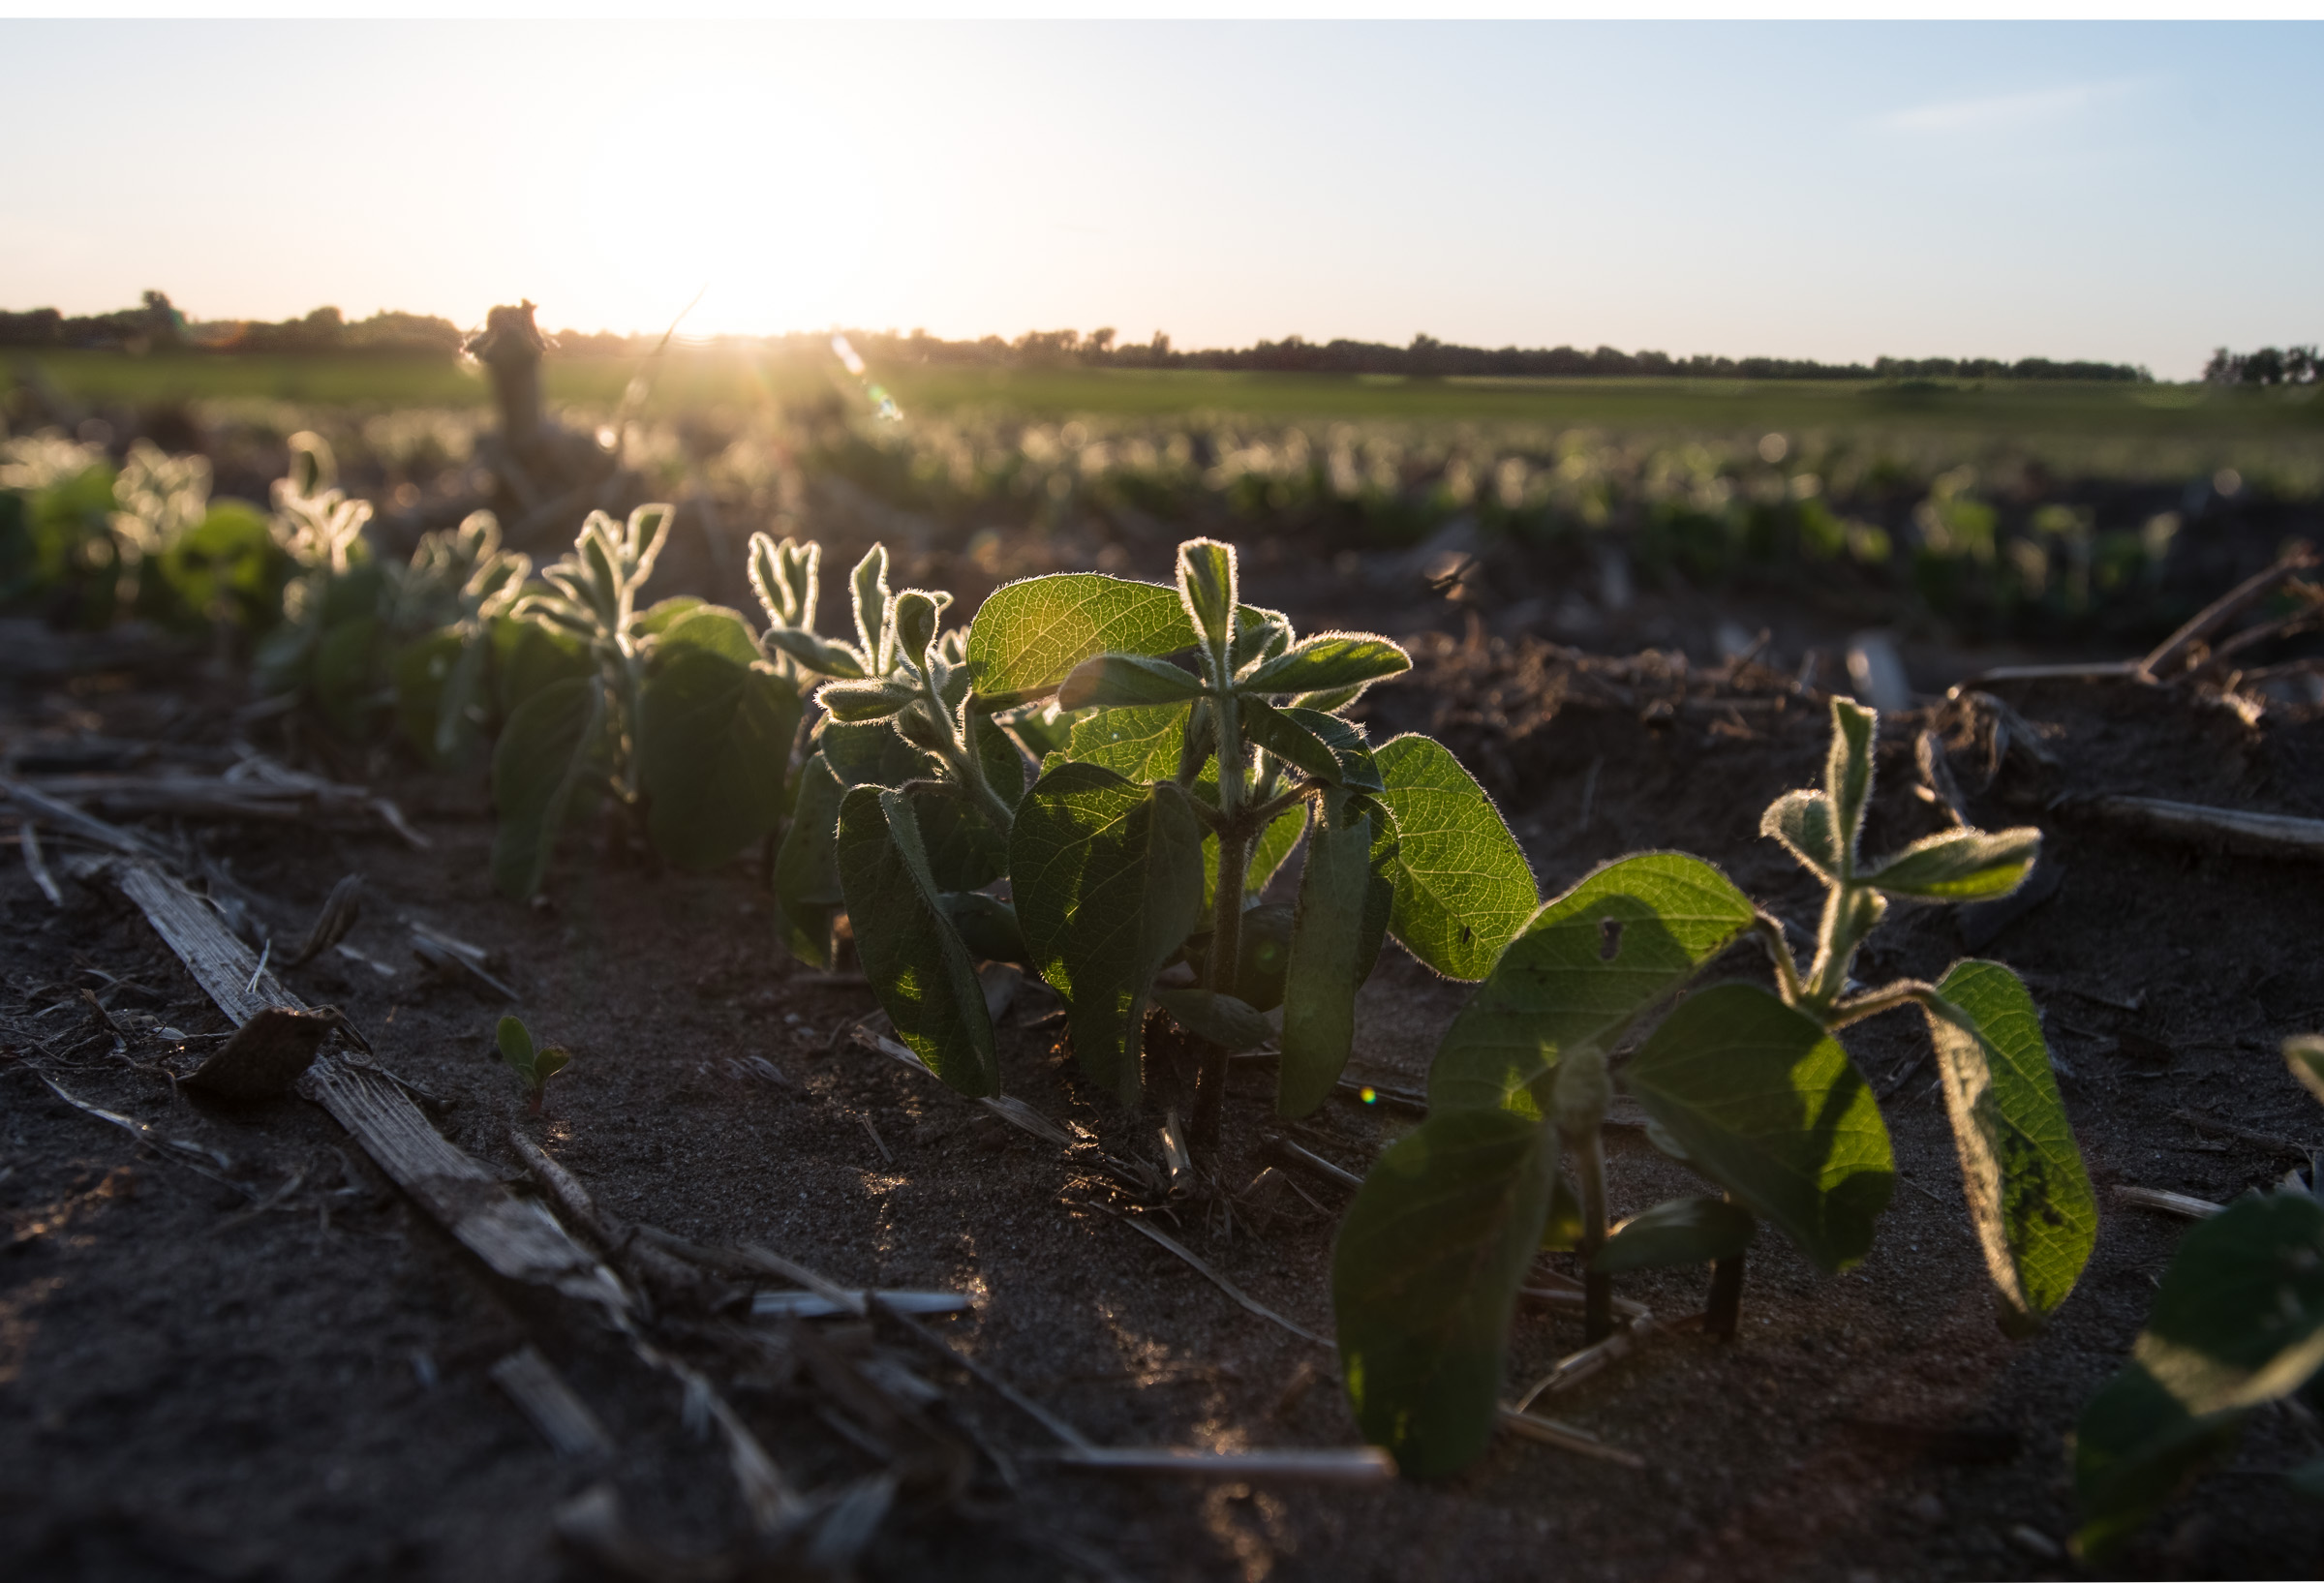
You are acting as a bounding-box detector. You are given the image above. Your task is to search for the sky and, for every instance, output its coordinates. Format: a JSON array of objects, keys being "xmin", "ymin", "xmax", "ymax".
[{"xmin": 3, "ymin": 19, "xmax": 2319, "ymax": 379}]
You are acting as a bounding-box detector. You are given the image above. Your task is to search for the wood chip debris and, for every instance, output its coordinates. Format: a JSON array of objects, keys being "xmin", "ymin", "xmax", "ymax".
[
  {"xmin": 751, "ymin": 1290, "xmax": 972, "ymax": 1321},
  {"xmin": 490, "ymin": 1346, "xmax": 616, "ymax": 1461},
  {"xmin": 1050, "ymin": 1446, "xmax": 1394, "ymax": 1481},
  {"xmin": 2114, "ymin": 1185, "xmax": 2224, "ymax": 1220}
]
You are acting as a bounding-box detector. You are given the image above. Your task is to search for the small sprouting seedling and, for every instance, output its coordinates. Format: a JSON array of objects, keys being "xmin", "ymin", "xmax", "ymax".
[
  {"xmin": 775, "ymin": 534, "xmax": 1535, "ymax": 1147},
  {"xmin": 2072, "ymin": 1035, "xmax": 2324, "ymax": 1562},
  {"xmin": 1331, "ymin": 696, "xmax": 2098, "ymax": 1476},
  {"xmin": 497, "ymin": 1015, "xmax": 570, "ymax": 1113}
]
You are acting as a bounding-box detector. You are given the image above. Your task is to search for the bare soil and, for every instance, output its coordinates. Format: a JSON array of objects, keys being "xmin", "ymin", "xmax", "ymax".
[{"xmin": 5, "ymin": 614, "xmax": 2323, "ymax": 1582}]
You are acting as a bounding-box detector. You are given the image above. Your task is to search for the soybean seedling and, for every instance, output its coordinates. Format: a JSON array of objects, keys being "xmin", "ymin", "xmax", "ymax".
[
  {"xmin": 770, "ymin": 535, "xmax": 1537, "ymax": 1154},
  {"xmin": 497, "ymin": 1015, "xmax": 571, "ymax": 1113},
  {"xmin": 1331, "ymin": 696, "xmax": 2098, "ymax": 1476}
]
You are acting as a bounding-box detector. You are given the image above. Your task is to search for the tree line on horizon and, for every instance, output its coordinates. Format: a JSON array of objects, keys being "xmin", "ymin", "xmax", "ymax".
[{"xmin": 0, "ymin": 289, "xmax": 2165, "ymax": 383}]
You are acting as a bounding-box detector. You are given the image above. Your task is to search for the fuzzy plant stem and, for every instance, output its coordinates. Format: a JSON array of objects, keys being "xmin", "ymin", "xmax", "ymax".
[
  {"xmin": 1705, "ymin": 1253, "xmax": 1746, "ymax": 1341},
  {"xmin": 1190, "ymin": 689, "xmax": 1249, "ymax": 1152},
  {"xmin": 1570, "ymin": 1122, "xmax": 1613, "ymax": 1343}
]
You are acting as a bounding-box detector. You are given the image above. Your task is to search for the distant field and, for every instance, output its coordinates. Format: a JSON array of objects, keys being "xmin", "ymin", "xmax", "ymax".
[{"xmin": 17, "ymin": 348, "xmax": 2324, "ymax": 442}]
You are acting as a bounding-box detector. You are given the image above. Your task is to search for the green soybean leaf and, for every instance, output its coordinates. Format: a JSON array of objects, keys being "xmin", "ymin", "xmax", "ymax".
[
  {"xmin": 1592, "ymin": 1196, "xmax": 1758, "ymax": 1273},
  {"xmin": 820, "ymin": 718, "xmax": 933, "ymax": 789},
  {"xmin": 1066, "ymin": 701, "xmax": 1189, "ymax": 783},
  {"xmin": 1622, "ymin": 983, "xmax": 1894, "ymax": 1271},
  {"xmin": 940, "ymin": 892, "xmax": 1028, "ymax": 964},
  {"xmin": 1229, "ymin": 605, "xmax": 1295, "ymax": 672},
  {"xmin": 1000, "ymin": 701, "xmax": 1080, "ymax": 762},
  {"xmin": 1332, "ymin": 1109, "xmax": 1559, "ymax": 1477},
  {"xmin": 1761, "ymin": 789, "xmax": 1841, "ymax": 879},
  {"xmin": 1540, "ymin": 1172, "xmax": 1585, "ymax": 1251},
  {"xmin": 849, "ymin": 544, "xmax": 891, "ymax": 664},
  {"xmin": 761, "ymin": 624, "xmax": 870, "ymax": 678},
  {"xmin": 1371, "ymin": 735, "xmax": 1536, "ymax": 981},
  {"xmin": 1826, "ymin": 697, "xmax": 1877, "ymax": 868},
  {"xmin": 973, "ymin": 712, "xmax": 1028, "ymax": 808},
  {"xmin": 1246, "ymin": 805, "xmax": 1309, "ymax": 895},
  {"xmin": 1240, "ymin": 698, "xmax": 1382, "ymax": 791},
  {"xmin": 641, "ymin": 654, "xmax": 801, "ymax": 870},
  {"xmin": 2135, "ymin": 1191, "xmax": 2324, "ymax": 1416},
  {"xmin": 774, "ymin": 752, "xmax": 844, "ymax": 967},
  {"xmin": 2288, "ymin": 1036, "xmax": 2324, "ymax": 1106},
  {"xmin": 964, "ymin": 573, "xmax": 1194, "ymax": 703},
  {"xmin": 1153, "ymin": 989, "xmax": 1272, "ymax": 1052},
  {"xmin": 394, "ymin": 628, "xmax": 487, "ymax": 770},
  {"xmin": 492, "ymin": 614, "xmax": 592, "ymax": 718},
  {"xmin": 1233, "ymin": 901, "xmax": 1295, "ymax": 1012},
  {"xmin": 1057, "ymin": 653, "xmax": 1208, "ymax": 710},
  {"xmin": 818, "ymin": 677, "xmax": 919, "ymax": 722},
  {"xmin": 633, "ymin": 594, "xmax": 706, "ymax": 637},
  {"xmin": 2073, "ymin": 1357, "xmax": 2246, "ymax": 1563},
  {"xmin": 1291, "ymin": 683, "xmax": 1369, "ymax": 715},
  {"xmin": 496, "ymin": 1015, "xmax": 535, "ymax": 1072},
  {"xmin": 650, "ymin": 604, "xmax": 756, "ymax": 665},
  {"xmin": 1008, "ymin": 763, "xmax": 1207, "ymax": 1107},
  {"xmin": 2075, "ymin": 1192, "xmax": 2324, "ymax": 1558},
  {"xmin": 906, "ymin": 780, "xmax": 1010, "ymax": 893},
  {"xmin": 490, "ymin": 676, "xmax": 611, "ymax": 901},
  {"xmin": 1431, "ymin": 853, "xmax": 1755, "ymax": 1116},
  {"xmin": 1924, "ymin": 959, "xmax": 2098, "ymax": 1327},
  {"xmin": 1241, "ymin": 632, "xmax": 1411, "ymax": 696},
  {"xmin": 1279, "ymin": 790, "xmax": 1381, "ymax": 1117},
  {"xmin": 837, "ymin": 786, "xmax": 998, "ymax": 1097},
  {"xmin": 1177, "ymin": 537, "xmax": 1238, "ymax": 651},
  {"xmin": 313, "ymin": 616, "xmax": 382, "ymax": 737},
  {"xmin": 1868, "ymin": 827, "xmax": 2041, "ymax": 900}
]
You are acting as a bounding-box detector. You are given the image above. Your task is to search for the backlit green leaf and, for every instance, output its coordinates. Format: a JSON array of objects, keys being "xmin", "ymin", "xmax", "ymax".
[
  {"xmin": 1826, "ymin": 697, "xmax": 1876, "ymax": 869},
  {"xmin": 1279, "ymin": 789, "xmax": 1383, "ymax": 1117},
  {"xmin": 490, "ymin": 675, "xmax": 610, "ymax": 900},
  {"xmin": 837, "ymin": 786, "xmax": 998, "ymax": 1096},
  {"xmin": 1371, "ymin": 734, "xmax": 1536, "ymax": 981},
  {"xmin": 2075, "ymin": 1191, "xmax": 2324, "ymax": 1558},
  {"xmin": 1240, "ymin": 631, "xmax": 1411, "ymax": 696},
  {"xmin": 1332, "ymin": 1109, "xmax": 1559, "ymax": 1477},
  {"xmin": 1924, "ymin": 960, "xmax": 2097, "ymax": 1326},
  {"xmin": 1869, "ymin": 827, "xmax": 2041, "ymax": 900},
  {"xmin": 818, "ymin": 677, "xmax": 918, "ymax": 722},
  {"xmin": 1431, "ymin": 853, "xmax": 1754, "ymax": 1116},
  {"xmin": 2132, "ymin": 1191, "xmax": 2324, "ymax": 1417},
  {"xmin": 773, "ymin": 752, "xmax": 844, "ymax": 967},
  {"xmin": 641, "ymin": 653, "xmax": 801, "ymax": 870},
  {"xmin": 1241, "ymin": 699, "xmax": 1383, "ymax": 791},
  {"xmin": 1008, "ymin": 763, "xmax": 1207, "ymax": 1107},
  {"xmin": 492, "ymin": 613, "xmax": 593, "ymax": 718},
  {"xmin": 2289, "ymin": 1036, "xmax": 2324, "ymax": 1107},
  {"xmin": 1622, "ymin": 983, "xmax": 1894, "ymax": 1271},
  {"xmin": 1153, "ymin": 989, "xmax": 1272, "ymax": 1052},
  {"xmin": 1177, "ymin": 537, "xmax": 1237, "ymax": 652},
  {"xmin": 633, "ymin": 594, "xmax": 706, "ymax": 637},
  {"xmin": 963, "ymin": 573, "xmax": 1195, "ymax": 703},
  {"xmin": 649, "ymin": 604, "xmax": 755, "ymax": 665},
  {"xmin": 1761, "ymin": 789, "xmax": 1840, "ymax": 878},
  {"xmin": 1592, "ymin": 1196, "xmax": 1757, "ymax": 1272},
  {"xmin": 312, "ymin": 615, "xmax": 381, "ymax": 737},
  {"xmin": 1057, "ymin": 653, "xmax": 1207, "ymax": 710}
]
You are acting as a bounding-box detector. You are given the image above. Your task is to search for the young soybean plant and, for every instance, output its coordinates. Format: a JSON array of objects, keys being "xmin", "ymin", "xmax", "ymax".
[
  {"xmin": 487, "ymin": 506, "xmax": 811, "ymax": 898},
  {"xmin": 1332, "ymin": 697, "xmax": 2098, "ymax": 1476},
  {"xmin": 2073, "ymin": 1035, "xmax": 2324, "ymax": 1562},
  {"xmin": 786, "ymin": 536, "xmax": 1538, "ymax": 1143}
]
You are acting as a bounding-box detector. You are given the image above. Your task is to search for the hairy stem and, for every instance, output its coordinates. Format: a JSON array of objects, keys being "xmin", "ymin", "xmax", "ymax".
[
  {"xmin": 1705, "ymin": 1253, "xmax": 1745, "ymax": 1341},
  {"xmin": 1190, "ymin": 686, "xmax": 1249, "ymax": 1153},
  {"xmin": 1750, "ymin": 912, "xmax": 1806, "ymax": 1007},
  {"xmin": 1570, "ymin": 1122, "xmax": 1612, "ymax": 1343}
]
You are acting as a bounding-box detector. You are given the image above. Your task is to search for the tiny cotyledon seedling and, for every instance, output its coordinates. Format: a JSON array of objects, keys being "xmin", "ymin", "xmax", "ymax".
[
  {"xmin": 1330, "ymin": 695, "xmax": 2099, "ymax": 1476},
  {"xmin": 497, "ymin": 1016, "xmax": 570, "ymax": 1113}
]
